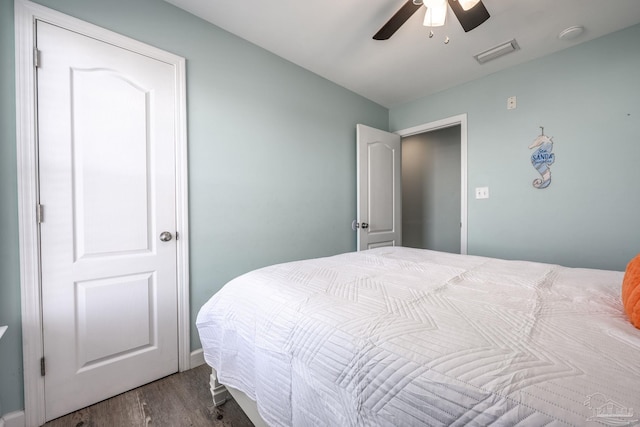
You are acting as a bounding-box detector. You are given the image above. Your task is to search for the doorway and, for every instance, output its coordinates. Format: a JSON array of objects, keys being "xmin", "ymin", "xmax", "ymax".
[
  {"xmin": 402, "ymin": 125, "xmax": 461, "ymax": 253},
  {"xmin": 355, "ymin": 115, "xmax": 467, "ymax": 254},
  {"xmin": 396, "ymin": 114, "xmax": 468, "ymax": 254}
]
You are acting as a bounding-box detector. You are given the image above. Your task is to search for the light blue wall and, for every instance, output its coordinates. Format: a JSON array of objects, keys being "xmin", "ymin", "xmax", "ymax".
[
  {"xmin": 391, "ymin": 24, "xmax": 640, "ymax": 272},
  {"xmin": 0, "ymin": 0, "xmax": 22, "ymax": 418},
  {"xmin": 0, "ymin": 0, "xmax": 388, "ymax": 414}
]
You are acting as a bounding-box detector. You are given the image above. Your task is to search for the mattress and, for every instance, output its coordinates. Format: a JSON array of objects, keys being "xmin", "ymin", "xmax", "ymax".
[{"xmin": 197, "ymin": 247, "xmax": 640, "ymax": 426}]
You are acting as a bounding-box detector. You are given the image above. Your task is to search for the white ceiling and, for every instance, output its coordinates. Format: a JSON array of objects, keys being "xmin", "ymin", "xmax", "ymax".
[{"xmin": 164, "ymin": 0, "xmax": 640, "ymax": 108}]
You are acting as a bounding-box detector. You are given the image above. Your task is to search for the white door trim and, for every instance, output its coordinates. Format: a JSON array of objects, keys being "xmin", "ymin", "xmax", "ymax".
[
  {"xmin": 395, "ymin": 114, "xmax": 468, "ymax": 254},
  {"xmin": 14, "ymin": 1, "xmax": 190, "ymax": 425}
]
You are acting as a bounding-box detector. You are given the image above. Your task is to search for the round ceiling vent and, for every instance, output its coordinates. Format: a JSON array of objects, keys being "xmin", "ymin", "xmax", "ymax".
[{"xmin": 558, "ymin": 26, "xmax": 585, "ymax": 41}]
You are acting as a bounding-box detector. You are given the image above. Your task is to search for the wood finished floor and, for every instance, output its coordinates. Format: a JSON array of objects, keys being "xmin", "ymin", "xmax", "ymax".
[{"xmin": 43, "ymin": 364, "xmax": 254, "ymax": 427}]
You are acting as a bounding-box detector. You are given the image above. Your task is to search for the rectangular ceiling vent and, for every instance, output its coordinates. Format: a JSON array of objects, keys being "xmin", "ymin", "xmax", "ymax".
[{"xmin": 474, "ymin": 39, "xmax": 520, "ymax": 64}]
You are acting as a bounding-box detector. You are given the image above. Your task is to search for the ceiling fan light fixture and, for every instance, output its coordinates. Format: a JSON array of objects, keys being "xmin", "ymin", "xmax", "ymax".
[
  {"xmin": 422, "ymin": 0, "xmax": 446, "ymax": 8},
  {"xmin": 457, "ymin": 0, "xmax": 481, "ymax": 11},
  {"xmin": 373, "ymin": 0, "xmax": 490, "ymax": 40},
  {"xmin": 423, "ymin": 2, "xmax": 447, "ymax": 27}
]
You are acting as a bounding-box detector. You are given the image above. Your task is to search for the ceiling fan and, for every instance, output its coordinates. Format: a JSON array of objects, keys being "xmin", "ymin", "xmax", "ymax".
[{"xmin": 373, "ymin": 0, "xmax": 490, "ymax": 40}]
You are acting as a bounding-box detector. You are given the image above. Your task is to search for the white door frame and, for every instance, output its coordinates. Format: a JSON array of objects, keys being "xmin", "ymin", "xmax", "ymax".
[
  {"xmin": 395, "ymin": 114, "xmax": 468, "ymax": 254},
  {"xmin": 14, "ymin": 2, "xmax": 190, "ymax": 426}
]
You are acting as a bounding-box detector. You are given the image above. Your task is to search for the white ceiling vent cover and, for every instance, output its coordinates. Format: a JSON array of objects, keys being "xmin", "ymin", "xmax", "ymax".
[{"xmin": 474, "ymin": 39, "xmax": 520, "ymax": 64}]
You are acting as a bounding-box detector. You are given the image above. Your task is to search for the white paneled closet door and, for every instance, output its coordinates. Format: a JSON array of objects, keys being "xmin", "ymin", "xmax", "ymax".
[{"xmin": 37, "ymin": 20, "xmax": 179, "ymax": 421}]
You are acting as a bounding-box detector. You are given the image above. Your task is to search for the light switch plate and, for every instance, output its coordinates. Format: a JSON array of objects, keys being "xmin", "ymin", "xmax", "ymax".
[{"xmin": 475, "ymin": 187, "xmax": 489, "ymax": 199}]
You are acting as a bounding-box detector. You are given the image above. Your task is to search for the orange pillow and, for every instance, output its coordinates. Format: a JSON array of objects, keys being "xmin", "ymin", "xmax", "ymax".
[{"xmin": 622, "ymin": 253, "xmax": 640, "ymax": 329}]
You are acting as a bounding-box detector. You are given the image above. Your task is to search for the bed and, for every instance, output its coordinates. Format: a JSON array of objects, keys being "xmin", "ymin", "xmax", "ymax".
[{"xmin": 196, "ymin": 247, "xmax": 640, "ymax": 426}]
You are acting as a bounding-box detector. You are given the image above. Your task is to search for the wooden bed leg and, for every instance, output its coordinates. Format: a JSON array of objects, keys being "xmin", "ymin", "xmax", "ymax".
[{"xmin": 209, "ymin": 368, "xmax": 230, "ymax": 407}]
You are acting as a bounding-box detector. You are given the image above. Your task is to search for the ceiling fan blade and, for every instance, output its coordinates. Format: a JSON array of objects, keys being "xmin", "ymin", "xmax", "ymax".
[
  {"xmin": 373, "ymin": 0, "xmax": 422, "ymax": 40},
  {"xmin": 448, "ymin": 0, "xmax": 490, "ymax": 32}
]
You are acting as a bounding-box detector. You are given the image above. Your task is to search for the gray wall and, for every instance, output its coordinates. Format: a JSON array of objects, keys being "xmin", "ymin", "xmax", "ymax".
[
  {"xmin": 402, "ymin": 126, "xmax": 461, "ymax": 253},
  {"xmin": 391, "ymin": 24, "xmax": 640, "ymax": 272},
  {"xmin": 0, "ymin": 0, "xmax": 388, "ymax": 415}
]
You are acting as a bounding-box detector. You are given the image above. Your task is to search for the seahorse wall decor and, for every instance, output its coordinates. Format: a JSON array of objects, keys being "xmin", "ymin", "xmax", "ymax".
[{"xmin": 529, "ymin": 127, "xmax": 555, "ymax": 189}]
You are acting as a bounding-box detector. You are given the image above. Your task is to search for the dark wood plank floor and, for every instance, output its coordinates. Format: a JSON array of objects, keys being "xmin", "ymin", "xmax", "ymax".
[{"xmin": 43, "ymin": 364, "xmax": 254, "ymax": 427}]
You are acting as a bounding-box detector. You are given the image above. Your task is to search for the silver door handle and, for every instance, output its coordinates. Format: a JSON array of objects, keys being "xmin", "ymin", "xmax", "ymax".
[{"xmin": 159, "ymin": 231, "xmax": 173, "ymax": 242}]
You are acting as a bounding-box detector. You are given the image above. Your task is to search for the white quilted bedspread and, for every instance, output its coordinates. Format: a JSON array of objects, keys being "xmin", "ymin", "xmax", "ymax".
[{"xmin": 197, "ymin": 247, "xmax": 640, "ymax": 426}]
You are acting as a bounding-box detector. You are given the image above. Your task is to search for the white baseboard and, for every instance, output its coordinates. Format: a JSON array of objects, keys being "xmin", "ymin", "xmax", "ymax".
[
  {"xmin": 190, "ymin": 348, "xmax": 205, "ymax": 368},
  {"xmin": 0, "ymin": 411, "xmax": 25, "ymax": 427}
]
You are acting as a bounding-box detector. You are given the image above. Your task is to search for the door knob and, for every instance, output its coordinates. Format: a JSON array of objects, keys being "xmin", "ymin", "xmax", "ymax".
[{"xmin": 159, "ymin": 231, "xmax": 173, "ymax": 242}]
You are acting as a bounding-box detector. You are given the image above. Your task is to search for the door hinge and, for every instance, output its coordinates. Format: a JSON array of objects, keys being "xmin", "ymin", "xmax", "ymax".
[
  {"xmin": 40, "ymin": 357, "xmax": 46, "ymax": 377},
  {"xmin": 36, "ymin": 204, "xmax": 44, "ymax": 224},
  {"xmin": 34, "ymin": 48, "xmax": 41, "ymax": 68},
  {"xmin": 175, "ymin": 231, "xmax": 179, "ymax": 241}
]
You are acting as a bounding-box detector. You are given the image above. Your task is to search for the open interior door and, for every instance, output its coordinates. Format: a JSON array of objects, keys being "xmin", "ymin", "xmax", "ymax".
[{"xmin": 356, "ymin": 124, "xmax": 402, "ymax": 251}]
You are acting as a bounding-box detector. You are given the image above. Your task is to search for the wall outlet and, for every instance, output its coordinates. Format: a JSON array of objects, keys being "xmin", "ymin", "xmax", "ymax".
[
  {"xmin": 475, "ymin": 187, "xmax": 489, "ymax": 199},
  {"xmin": 507, "ymin": 96, "xmax": 517, "ymax": 110}
]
